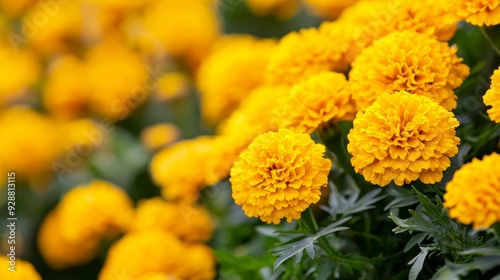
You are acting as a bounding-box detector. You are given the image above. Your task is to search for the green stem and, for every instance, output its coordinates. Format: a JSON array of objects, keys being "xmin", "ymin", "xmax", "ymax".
[{"xmin": 480, "ymin": 27, "xmax": 500, "ymax": 57}]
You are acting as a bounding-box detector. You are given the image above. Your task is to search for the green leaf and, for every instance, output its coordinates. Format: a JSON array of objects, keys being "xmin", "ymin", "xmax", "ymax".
[
  {"xmin": 408, "ymin": 247, "xmax": 431, "ymax": 280},
  {"xmin": 322, "ymin": 183, "xmax": 386, "ymax": 217},
  {"xmin": 459, "ymin": 247, "xmax": 500, "ymax": 256},
  {"xmin": 385, "ymin": 195, "xmax": 420, "ymax": 211},
  {"xmin": 404, "ymin": 233, "xmax": 429, "ymax": 252},
  {"xmin": 432, "ymin": 256, "xmax": 500, "ymax": 280}
]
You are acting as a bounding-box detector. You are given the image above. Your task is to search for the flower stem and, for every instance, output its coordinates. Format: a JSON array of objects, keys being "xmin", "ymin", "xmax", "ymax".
[{"xmin": 480, "ymin": 26, "xmax": 500, "ymax": 57}]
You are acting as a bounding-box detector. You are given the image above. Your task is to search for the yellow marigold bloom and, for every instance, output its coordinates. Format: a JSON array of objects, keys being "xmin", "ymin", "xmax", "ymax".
[
  {"xmin": 444, "ymin": 153, "xmax": 500, "ymax": 230},
  {"xmin": 484, "ymin": 68, "xmax": 500, "ymax": 123},
  {"xmin": 85, "ymin": 40, "xmax": 147, "ymax": 121},
  {"xmin": 197, "ymin": 35, "xmax": 277, "ymax": 125},
  {"xmin": 136, "ymin": 273, "xmax": 181, "ymax": 280},
  {"xmin": 58, "ymin": 118, "xmax": 100, "ymax": 148},
  {"xmin": 303, "ymin": 0, "xmax": 358, "ymax": 19},
  {"xmin": 457, "ymin": 0, "xmax": 500, "ymax": 26},
  {"xmin": 0, "ymin": 256, "xmax": 41, "ymax": 280},
  {"xmin": 0, "ymin": 107, "xmax": 62, "ymax": 184},
  {"xmin": 0, "ymin": 44, "xmax": 40, "ymax": 107},
  {"xmin": 140, "ymin": 123, "xmax": 180, "ymax": 151},
  {"xmin": 99, "ymin": 231, "xmax": 216, "ymax": 280},
  {"xmin": 246, "ymin": 0, "xmax": 299, "ymax": 20},
  {"xmin": 43, "ymin": 55, "xmax": 88, "ymax": 120},
  {"xmin": 38, "ymin": 180, "xmax": 134, "ymax": 269},
  {"xmin": 266, "ymin": 27, "xmax": 344, "ymax": 86},
  {"xmin": 154, "ymin": 72, "xmax": 189, "ymax": 102},
  {"xmin": 349, "ymin": 31, "xmax": 469, "ymax": 111},
  {"xmin": 0, "ymin": 0, "xmax": 37, "ymax": 17},
  {"xmin": 139, "ymin": 1, "xmax": 220, "ymax": 68},
  {"xmin": 230, "ymin": 128, "xmax": 332, "ymax": 224},
  {"xmin": 132, "ymin": 197, "xmax": 214, "ymax": 243},
  {"xmin": 276, "ymin": 71, "xmax": 356, "ymax": 133},
  {"xmin": 347, "ymin": 91, "xmax": 460, "ymax": 186},
  {"xmin": 150, "ymin": 136, "xmax": 213, "ymax": 203}
]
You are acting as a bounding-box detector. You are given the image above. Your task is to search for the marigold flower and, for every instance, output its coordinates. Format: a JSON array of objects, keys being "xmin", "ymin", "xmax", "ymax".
[
  {"xmin": 99, "ymin": 231, "xmax": 216, "ymax": 280},
  {"xmin": 456, "ymin": 0, "xmax": 500, "ymax": 26},
  {"xmin": 347, "ymin": 91, "xmax": 460, "ymax": 186},
  {"xmin": 0, "ymin": 0, "xmax": 37, "ymax": 17},
  {"xmin": 484, "ymin": 68, "xmax": 500, "ymax": 123},
  {"xmin": 197, "ymin": 35, "xmax": 277, "ymax": 125},
  {"xmin": 154, "ymin": 72, "xmax": 189, "ymax": 102},
  {"xmin": 265, "ymin": 27, "xmax": 343, "ymax": 86},
  {"xmin": 246, "ymin": 0, "xmax": 299, "ymax": 20},
  {"xmin": 230, "ymin": 128, "xmax": 332, "ymax": 224},
  {"xmin": 276, "ymin": 71, "xmax": 356, "ymax": 133},
  {"xmin": 0, "ymin": 257, "xmax": 41, "ymax": 280},
  {"xmin": 0, "ymin": 44, "xmax": 40, "ymax": 107},
  {"xmin": 38, "ymin": 180, "xmax": 135, "ymax": 269},
  {"xmin": 140, "ymin": 123, "xmax": 180, "ymax": 151},
  {"xmin": 349, "ymin": 31, "xmax": 469, "ymax": 111},
  {"xmin": 131, "ymin": 197, "xmax": 214, "ymax": 243},
  {"xmin": 444, "ymin": 153, "xmax": 500, "ymax": 230},
  {"xmin": 150, "ymin": 136, "xmax": 214, "ymax": 203},
  {"xmin": 303, "ymin": 0, "xmax": 358, "ymax": 19}
]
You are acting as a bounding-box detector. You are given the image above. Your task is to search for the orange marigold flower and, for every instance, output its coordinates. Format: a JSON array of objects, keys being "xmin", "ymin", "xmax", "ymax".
[
  {"xmin": 349, "ymin": 31, "xmax": 469, "ymax": 111},
  {"xmin": 140, "ymin": 123, "xmax": 180, "ymax": 151},
  {"xmin": 246, "ymin": 0, "xmax": 299, "ymax": 20},
  {"xmin": 154, "ymin": 72, "xmax": 190, "ymax": 102},
  {"xmin": 197, "ymin": 35, "xmax": 276, "ymax": 125},
  {"xmin": 150, "ymin": 136, "xmax": 213, "ymax": 203},
  {"xmin": 230, "ymin": 128, "xmax": 332, "ymax": 224},
  {"xmin": 347, "ymin": 91, "xmax": 460, "ymax": 186},
  {"xmin": 276, "ymin": 71, "xmax": 356, "ymax": 133},
  {"xmin": 484, "ymin": 68, "xmax": 500, "ymax": 123},
  {"xmin": 0, "ymin": 257, "xmax": 41, "ymax": 280},
  {"xmin": 303, "ymin": 0, "xmax": 358, "ymax": 19},
  {"xmin": 265, "ymin": 27, "xmax": 342, "ymax": 86},
  {"xmin": 131, "ymin": 197, "xmax": 214, "ymax": 243},
  {"xmin": 457, "ymin": 0, "xmax": 500, "ymax": 26},
  {"xmin": 444, "ymin": 153, "xmax": 500, "ymax": 230},
  {"xmin": 99, "ymin": 231, "xmax": 216, "ymax": 280}
]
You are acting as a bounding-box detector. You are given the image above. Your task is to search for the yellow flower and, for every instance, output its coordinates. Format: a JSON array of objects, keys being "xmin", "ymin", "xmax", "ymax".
[
  {"xmin": 154, "ymin": 72, "xmax": 189, "ymax": 102},
  {"xmin": 0, "ymin": 257, "xmax": 41, "ymax": 280},
  {"xmin": 483, "ymin": 68, "xmax": 500, "ymax": 123},
  {"xmin": 99, "ymin": 231, "xmax": 216, "ymax": 280},
  {"xmin": 150, "ymin": 136, "xmax": 214, "ymax": 203},
  {"xmin": 136, "ymin": 273, "xmax": 181, "ymax": 280},
  {"xmin": 276, "ymin": 71, "xmax": 356, "ymax": 133},
  {"xmin": 303, "ymin": 0, "xmax": 358, "ymax": 19},
  {"xmin": 246, "ymin": 0, "xmax": 299, "ymax": 20},
  {"xmin": 457, "ymin": 0, "xmax": 500, "ymax": 26},
  {"xmin": 131, "ymin": 197, "xmax": 214, "ymax": 243},
  {"xmin": 140, "ymin": 123, "xmax": 180, "ymax": 151},
  {"xmin": 85, "ymin": 40, "xmax": 147, "ymax": 121},
  {"xmin": 347, "ymin": 91, "xmax": 460, "ymax": 186},
  {"xmin": 0, "ymin": 44, "xmax": 40, "ymax": 107},
  {"xmin": 265, "ymin": 27, "xmax": 343, "ymax": 86},
  {"xmin": 38, "ymin": 180, "xmax": 135, "ymax": 269},
  {"xmin": 0, "ymin": 0, "xmax": 37, "ymax": 17},
  {"xmin": 197, "ymin": 35, "xmax": 277, "ymax": 125},
  {"xmin": 444, "ymin": 153, "xmax": 500, "ymax": 230},
  {"xmin": 349, "ymin": 31, "xmax": 469, "ymax": 112},
  {"xmin": 230, "ymin": 128, "xmax": 332, "ymax": 224}
]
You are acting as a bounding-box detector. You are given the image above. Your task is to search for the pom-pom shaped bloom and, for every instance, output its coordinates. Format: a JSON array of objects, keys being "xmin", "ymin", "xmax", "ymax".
[
  {"xmin": 150, "ymin": 136, "xmax": 214, "ymax": 203},
  {"xmin": 38, "ymin": 180, "xmax": 134, "ymax": 269},
  {"xmin": 347, "ymin": 91, "xmax": 460, "ymax": 186},
  {"xmin": 131, "ymin": 197, "xmax": 214, "ymax": 243},
  {"xmin": 484, "ymin": 68, "xmax": 500, "ymax": 123},
  {"xmin": 197, "ymin": 35, "xmax": 277, "ymax": 125},
  {"xmin": 99, "ymin": 231, "xmax": 216, "ymax": 280},
  {"xmin": 0, "ymin": 257, "xmax": 41, "ymax": 280},
  {"xmin": 230, "ymin": 128, "xmax": 332, "ymax": 224},
  {"xmin": 303, "ymin": 0, "xmax": 358, "ymax": 19},
  {"xmin": 349, "ymin": 31, "xmax": 469, "ymax": 111},
  {"xmin": 457, "ymin": 0, "xmax": 500, "ymax": 26},
  {"xmin": 140, "ymin": 123, "xmax": 180, "ymax": 151},
  {"xmin": 444, "ymin": 153, "xmax": 500, "ymax": 230},
  {"xmin": 265, "ymin": 27, "xmax": 343, "ymax": 86},
  {"xmin": 276, "ymin": 71, "xmax": 356, "ymax": 133},
  {"xmin": 246, "ymin": 0, "xmax": 299, "ymax": 20}
]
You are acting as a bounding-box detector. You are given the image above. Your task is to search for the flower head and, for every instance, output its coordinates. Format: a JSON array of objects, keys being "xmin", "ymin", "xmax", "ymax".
[
  {"xmin": 347, "ymin": 91, "xmax": 460, "ymax": 186},
  {"xmin": 303, "ymin": 0, "xmax": 358, "ymax": 19},
  {"xmin": 483, "ymin": 68, "xmax": 500, "ymax": 123},
  {"xmin": 444, "ymin": 153, "xmax": 500, "ymax": 229},
  {"xmin": 457, "ymin": 0, "xmax": 500, "ymax": 26},
  {"xmin": 0, "ymin": 257, "xmax": 41, "ymax": 280},
  {"xmin": 140, "ymin": 123, "xmax": 180, "ymax": 151},
  {"xmin": 246, "ymin": 0, "xmax": 299, "ymax": 20},
  {"xmin": 276, "ymin": 71, "xmax": 356, "ymax": 133},
  {"xmin": 349, "ymin": 31, "xmax": 469, "ymax": 111},
  {"xmin": 230, "ymin": 128, "xmax": 332, "ymax": 224}
]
